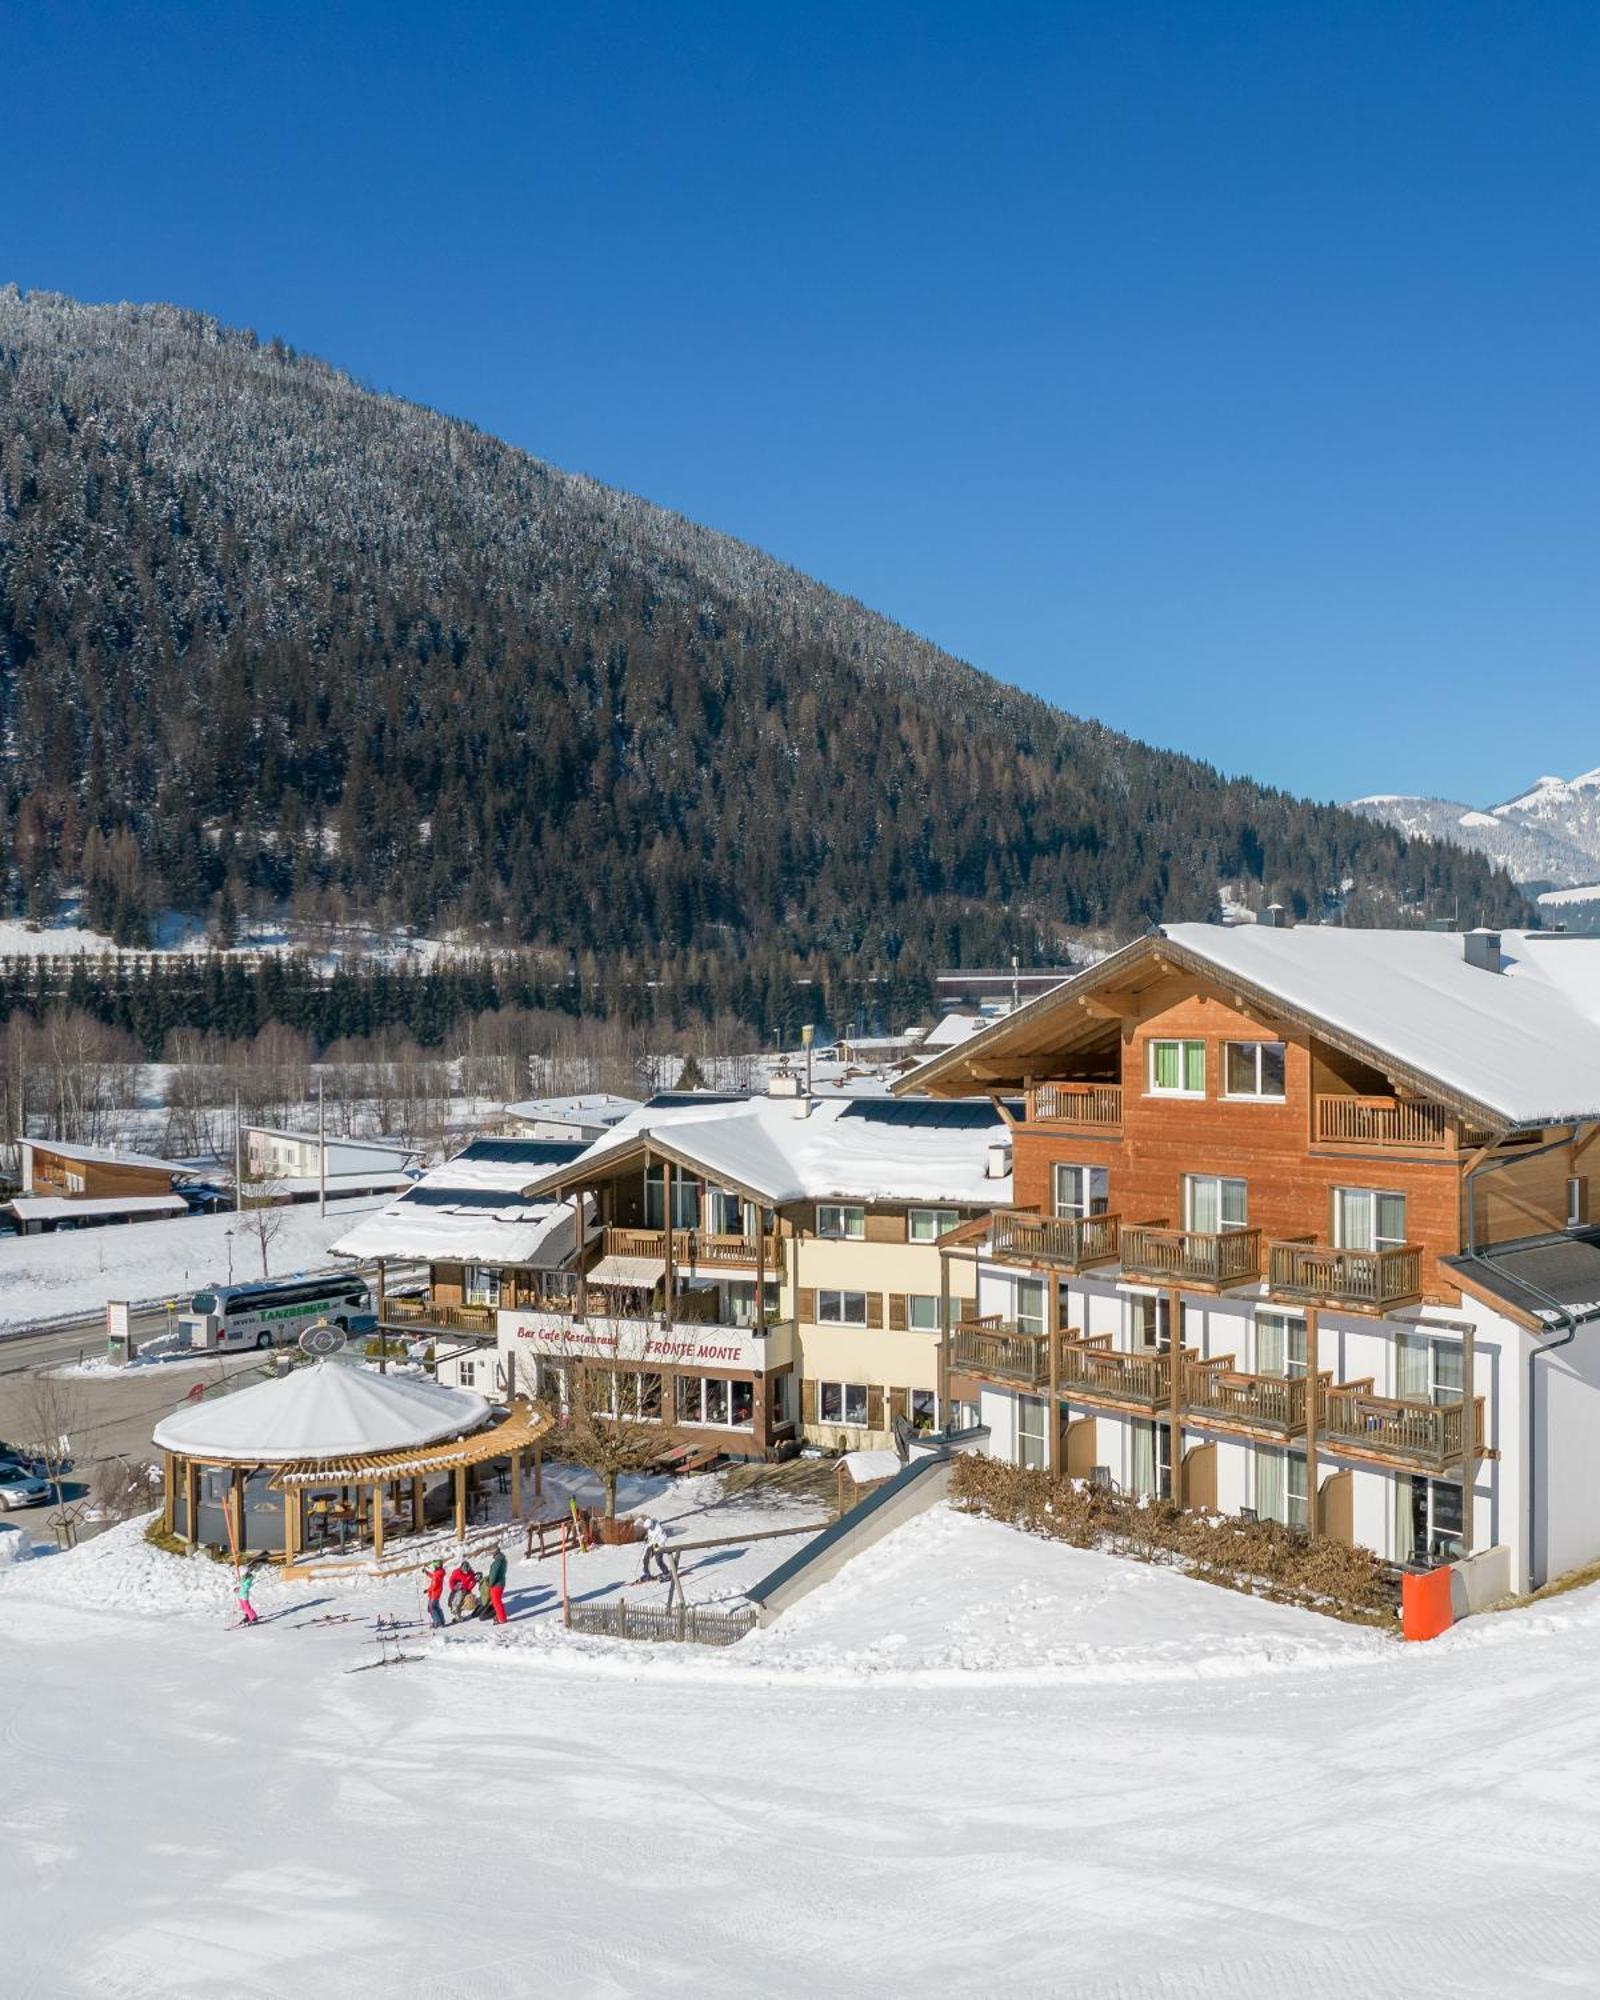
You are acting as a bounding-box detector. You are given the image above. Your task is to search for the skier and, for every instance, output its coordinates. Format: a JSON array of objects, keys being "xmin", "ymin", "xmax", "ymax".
[
  {"xmin": 236, "ymin": 1562, "xmax": 259, "ymax": 1626},
  {"xmin": 424, "ymin": 1560, "xmax": 447, "ymax": 1630},
  {"xmin": 447, "ymin": 1557, "xmax": 478, "ymax": 1620},
  {"xmin": 484, "ymin": 1544, "xmax": 509, "ymax": 1624},
  {"xmin": 636, "ymin": 1516, "xmax": 671, "ymax": 1585}
]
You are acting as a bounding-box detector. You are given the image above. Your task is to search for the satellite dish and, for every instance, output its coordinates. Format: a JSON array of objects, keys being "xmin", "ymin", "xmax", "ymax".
[{"xmin": 299, "ymin": 1319, "xmax": 348, "ymax": 1359}]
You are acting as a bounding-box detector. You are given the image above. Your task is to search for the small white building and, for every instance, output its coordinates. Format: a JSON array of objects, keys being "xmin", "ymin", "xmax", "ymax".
[
  {"xmin": 243, "ymin": 1126, "xmax": 420, "ymax": 1194},
  {"xmin": 499, "ymin": 1095, "xmax": 640, "ymax": 1143}
]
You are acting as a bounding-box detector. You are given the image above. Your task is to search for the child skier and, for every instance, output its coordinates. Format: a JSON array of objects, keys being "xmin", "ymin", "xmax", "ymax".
[
  {"xmin": 424, "ymin": 1560, "xmax": 447, "ymax": 1629},
  {"xmin": 236, "ymin": 1563, "xmax": 259, "ymax": 1626}
]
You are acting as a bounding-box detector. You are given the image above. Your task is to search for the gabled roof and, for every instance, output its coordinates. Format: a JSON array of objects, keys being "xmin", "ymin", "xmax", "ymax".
[
  {"xmin": 521, "ymin": 1094, "xmax": 1013, "ymax": 1209},
  {"xmin": 899, "ymin": 926, "xmax": 1600, "ymax": 1131},
  {"xmin": 22, "ymin": 1136, "xmax": 185, "ymax": 1174},
  {"xmin": 329, "ymin": 1136, "xmax": 587, "ymax": 1265}
]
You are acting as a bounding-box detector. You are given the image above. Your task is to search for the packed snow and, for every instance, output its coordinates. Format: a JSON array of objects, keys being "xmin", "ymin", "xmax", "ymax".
[{"xmin": 10, "ymin": 1480, "xmax": 1600, "ymax": 1995}]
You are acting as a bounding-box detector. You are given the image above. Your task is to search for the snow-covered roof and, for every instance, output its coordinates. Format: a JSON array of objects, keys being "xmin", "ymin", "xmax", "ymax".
[
  {"xmin": 921, "ymin": 1011, "xmax": 988, "ymax": 1052},
  {"xmin": 7, "ymin": 1193, "xmax": 190, "ymax": 1222},
  {"xmin": 269, "ymin": 1171, "xmax": 416, "ymax": 1197},
  {"xmin": 1161, "ymin": 924, "xmax": 1600, "ymax": 1127},
  {"xmin": 22, "ymin": 1137, "xmax": 185, "ymax": 1174},
  {"xmin": 523, "ymin": 1095, "xmax": 1012, "ymax": 1208},
  {"xmin": 152, "ymin": 1360, "xmax": 490, "ymax": 1463},
  {"xmin": 244, "ymin": 1126, "xmax": 419, "ymax": 1159},
  {"xmin": 329, "ymin": 1137, "xmax": 587, "ymax": 1264},
  {"xmin": 503, "ymin": 1094, "xmax": 639, "ymax": 1125}
]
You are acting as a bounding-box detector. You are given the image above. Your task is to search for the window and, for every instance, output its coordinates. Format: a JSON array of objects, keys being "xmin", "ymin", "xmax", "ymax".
[
  {"xmin": 1255, "ymin": 1310, "xmax": 1307, "ymax": 1379},
  {"xmin": 1255, "ymin": 1446, "xmax": 1307, "ymax": 1528},
  {"xmin": 594, "ymin": 1370, "xmax": 663, "ymax": 1420},
  {"xmin": 724, "ymin": 1280, "xmax": 781, "ymax": 1328},
  {"xmin": 676, "ymin": 1376, "xmax": 754, "ymax": 1428},
  {"xmin": 464, "ymin": 1265, "xmax": 501, "ymax": 1308},
  {"xmin": 1015, "ymin": 1277, "xmax": 1046, "ymax": 1337},
  {"xmin": 1334, "ymin": 1187, "xmax": 1408, "ymax": 1253},
  {"xmin": 1398, "ymin": 1473, "xmax": 1464, "ymax": 1564},
  {"xmin": 457, "ymin": 1359, "xmax": 477, "ymax": 1388},
  {"xmin": 1018, "ymin": 1395, "xmax": 1048, "ymax": 1471},
  {"xmin": 704, "ymin": 1189, "xmax": 744, "ymax": 1236},
  {"xmin": 1396, "ymin": 1333, "xmax": 1464, "ymax": 1405},
  {"xmin": 1224, "ymin": 1041, "xmax": 1287, "ymax": 1100},
  {"xmin": 536, "ymin": 1360, "xmax": 569, "ymax": 1408},
  {"xmin": 907, "ymin": 1294, "xmax": 943, "ymax": 1332},
  {"xmin": 908, "ymin": 1208, "xmax": 959, "ymax": 1243},
  {"xmin": 817, "ymin": 1204, "xmax": 866, "ymax": 1240},
  {"xmin": 1149, "ymin": 1039, "xmax": 1205, "ymax": 1096},
  {"xmin": 644, "ymin": 1166, "xmax": 700, "ymax": 1230},
  {"xmin": 1131, "ymin": 1419, "xmax": 1172, "ymax": 1498},
  {"xmin": 911, "ymin": 1388, "xmax": 939, "ymax": 1432},
  {"xmin": 1128, "ymin": 1293, "xmax": 1173, "ymax": 1352},
  {"xmin": 818, "ymin": 1289, "xmax": 870, "ymax": 1325},
  {"xmin": 818, "ymin": 1381, "xmax": 871, "ymax": 1428},
  {"xmin": 954, "ymin": 1399, "xmax": 980, "ymax": 1433},
  {"xmin": 1184, "ymin": 1175, "xmax": 1248, "ymax": 1233},
  {"xmin": 1053, "ymin": 1164, "xmax": 1110, "ymax": 1219}
]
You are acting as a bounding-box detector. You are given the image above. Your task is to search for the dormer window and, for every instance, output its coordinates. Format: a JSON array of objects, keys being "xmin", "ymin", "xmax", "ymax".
[{"xmin": 1148, "ymin": 1039, "xmax": 1205, "ymax": 1096}]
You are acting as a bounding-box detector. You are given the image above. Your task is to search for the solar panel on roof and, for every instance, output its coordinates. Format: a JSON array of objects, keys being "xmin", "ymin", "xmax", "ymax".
[
  {"xmin": 399, "ymin": 1187, "xmax": 548, "ymax": 1211},
  {"xmin": 837, "ymin": 1099, "xmax": 1004, "ymax": 1130},
  {"xmin": 453, "ymin": 1139, "xmax": 589, "ymax": 1165}
]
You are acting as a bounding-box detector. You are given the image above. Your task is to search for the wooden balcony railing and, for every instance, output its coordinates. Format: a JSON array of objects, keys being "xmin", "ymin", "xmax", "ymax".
[
  {"xmin": 1119, "ymin": 1224, "xmax": 1263, "ymax": 1290},
  {"xmin": 1182, "ymin": 1357, "xmax": 1329, "ymax": 1436},
  {"xmin": 600, "ymin": 1226, "xmax": 783, "ymax": 1269},
  {"xmin": 1314, "ymin": 1095, "xmax": 1458, "ymax": 1151},
  {"xmin": 1267, "ymin": 1240, "xmax": 1424, "ymax": 1314},
  {"xmin": 1320, "ymin": 1384, "xmax": 1485, "ymax": 1473},
  {"xmin": 949, "ymin": 1321, "xmax": 1051, "ymax": 1388},
  {"xmin": 382, "ymin": 1298, "xmax": 499, "ymax": 1334},
  {"xmin": 1027, "ymin": 1081, "xmax": 1124, "ymax": 1129},
  {"xmin": 991, "ymin": 1210, "xmax": 1121, "ymax": 1271},
  {"xmin": 1058, "ymin": 1337, "xmax": 1175, "ymax": 1411}
]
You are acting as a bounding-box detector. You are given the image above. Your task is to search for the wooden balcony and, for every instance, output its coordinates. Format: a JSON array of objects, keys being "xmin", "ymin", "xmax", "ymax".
[
  {"xmin": 990, "ymin": 1210, "xmax": 1121, "ymax": 1272},
  {"xmin": 948, "ymin": 1318, "xmax": 1051, "ymax": 1389},
  {"xmin": 1182, "ymin": 1357, "xmax": 1328, "ymax": 1439},
  {"xmin": 1320, "ymin": 1384, "xmax": 1486, "ymax": 1474},
  {"xmin": 382, "ymin": 1297, "xmax": 498, "ymax": 1335},
  {"xmin": 1313, "ymin": 1095, "xmax": 1490, "ymax": 1153},
  {"xmin": 600, "ymin": 1226, "xmax": 783, "ymax": 1270},
  {"xmin": 1058, "ymin": 1336, "xmax": 1177, "ymax": 1413},
  {"xmin": 1267, "ymin": 1240, "xmax": 1424, "ymax": 1315},
  {"xmin": 1026, "ymin": 1081, "xmax": 1123, "ymax": 1131},
  {"xmin": 1119, "ymin": 1223, "xmax": 1263, "ymax": 1291}
]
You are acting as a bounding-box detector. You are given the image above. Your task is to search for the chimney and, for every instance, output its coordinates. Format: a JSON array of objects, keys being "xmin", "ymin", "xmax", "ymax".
[
  {"xmin": 986, "ymin": 1139, "xmax": 1013, "ymax": 1180},
  {"xmin": 767, "ymin": 1070, "xmax": 802, "ymax": 1098},
  {"xmin": 1463, "ymin": 929, "xmax": 1503, "ymax": 974},
  {"xmin": 1257, "ymin": 904, "xmax": 1291, "ymax": 929}
]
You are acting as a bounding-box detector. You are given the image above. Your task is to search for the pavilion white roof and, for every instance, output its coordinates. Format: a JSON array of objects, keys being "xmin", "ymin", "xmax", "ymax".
[{"xmin": 152, "ymin": 1360, "xmax": 490, "ymax": 1464}]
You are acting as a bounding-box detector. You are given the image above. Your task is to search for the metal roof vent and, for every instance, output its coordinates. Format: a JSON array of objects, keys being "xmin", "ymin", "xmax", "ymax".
[
  {"xmin": 1257, "ymin": 903, "xmax": 1291, "ymax": 928},
  {"xmin": 1463, "ymin": 929, "xmax": 1503, "ymax": 973}
]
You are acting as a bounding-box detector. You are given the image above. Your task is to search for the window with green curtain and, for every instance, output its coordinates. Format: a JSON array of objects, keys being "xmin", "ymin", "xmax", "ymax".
[
  {"xmin": 1184, "ymin": 1041, "xmax": 1206, "ymax": 1092},
  {"xmin": 1153, "ymin": 1041, "xmax": 1181, "ymax": 1090},
  {"xmin": 1132, "ymin": 1421, "xmax": 1156, "ymax": 1498},
  {"xmin": 1256, "ymin": 1445, "xmax": 1286, "ymax": 1523},
  {"xmin": 1376, "ymin": 1191, "xmax": 1408, "ymax": 1248}
]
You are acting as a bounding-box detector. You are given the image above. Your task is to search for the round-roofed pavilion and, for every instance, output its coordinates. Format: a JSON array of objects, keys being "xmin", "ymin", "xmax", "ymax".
[{"xmin": 153, "ymin": 1359, "xmax": 550, "ymax": 1569}]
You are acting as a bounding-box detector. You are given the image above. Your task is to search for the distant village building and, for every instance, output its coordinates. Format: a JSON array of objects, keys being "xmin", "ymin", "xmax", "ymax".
[
  {"xmin": 498, "ymin": 1094, "xmax": 640, "ymax": 1143},
  {"xmin": 8, "ymin": 1138, "xmax": 205, "ymax": 1234},
  {"xmin": 242, "ymin": 1126, "xmax": 420, "ymax": 1201}
]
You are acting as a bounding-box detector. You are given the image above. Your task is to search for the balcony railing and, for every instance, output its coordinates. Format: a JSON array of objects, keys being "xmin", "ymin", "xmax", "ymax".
[
  {"xmin": 1027, "ymin": 1081, "xmax": 1123, "ymax": 1130},
  {"xmin": 1267, "ymin": 1240, "xmax": 1424, "ymax": 1314},
  {"xmin": 1182, "ymin": 1357, "xmax": 1327, "ymax": 1437},
  {"xmin": 1119, "ymin": 1224, "xmax": 1263, "ymax": 1290},
  {"xmin": 1313, "ymin": 1095, "xmax": 1471, "ymax": 1151},
  {"xmin": 600, "ymin": 1226, "xmax": 784, "ymax": 1269},
  {"xmin": 1320, "ymin": 1384, "xmax": 1485, "ymax": 1473},
  {"xmin": 991, "ymin": 1210, "xmax": 1121, "ymax": 1271},
  {"xmin": 948, "ymin": 1319, "xmax": 1051, "ymax": 1388},
  {"xmin": 382, "ymin": 1298, "xmax": 499, "ymax": 1335},
  {"xmin": 1058, "ymin": 1336, "xmax": 1176, "ymax": 1411}
]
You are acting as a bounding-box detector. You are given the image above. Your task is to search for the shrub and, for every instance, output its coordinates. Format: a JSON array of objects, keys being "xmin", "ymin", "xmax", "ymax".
[{"xmin": 950, "ymin": 1456, "xmax": 1397, "ymax": 1624}]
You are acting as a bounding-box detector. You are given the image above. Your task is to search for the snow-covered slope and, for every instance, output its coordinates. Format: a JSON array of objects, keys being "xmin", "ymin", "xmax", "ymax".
[{"xmin": 1349, "ymin": 764, "xmax": 1600, "ymax": 886}]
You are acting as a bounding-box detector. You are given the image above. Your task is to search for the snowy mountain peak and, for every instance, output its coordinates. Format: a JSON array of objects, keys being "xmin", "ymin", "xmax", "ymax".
[{"xmin": 1348, "ymin": 762, "xmax": 1600, "ymax": 888}]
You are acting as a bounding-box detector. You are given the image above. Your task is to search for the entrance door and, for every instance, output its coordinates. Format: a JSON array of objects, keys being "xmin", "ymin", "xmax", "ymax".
[
  {"xmin": 1184, "ymin": 1442, "xmax": 1217, "ymax": 1514},
  {"xmin": 1319, "ymin": 1469, "xmax": 1354, "ymax": 1544},
  {"xmin": 1064, "ymin": 1415, "xmax": 1097, "ymax": 1478}
]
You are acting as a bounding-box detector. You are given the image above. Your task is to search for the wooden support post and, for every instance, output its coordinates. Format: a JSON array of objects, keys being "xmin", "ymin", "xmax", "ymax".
[
  {"xmin": 1305, "ymin": 1307, "xmax": 1320, "ymax": 1538},
  {"xmin": 1046, "ymin": 1277, "xmax": 1062, "ymax": 1477},
  {"xmin": 453, "ymin": 1464, "xmax": 467, "ymax": 1540},
  {"xmin": 283, "ymin": 1488, "xmax": 299, "ymax": 1567},
  {"xmin": 1460, "ymin": 1317, "xmax": 1476, "ymax": 1557},
  {"xmin": 231, "ymin": 1468, "xmax": 246, "ymax": 1556},
  {"xmin": 938, "ymin": 1249, "xmax": 952, "ymax": 1424},
  {"xmin": 664, "ymin": 1159, "xmax": 676, "ymax": 1325},
  {"xmin": 184, "ymin": 1457, "xmax": 198, "ymax": 1545},
  {"xmin": 162, "ymin": 1451, "xmax": 176, "ymax": 1536},
  {"xmin": 1168, "ymin": 1286, "xmax": 1184, "ymax": 1508},
  {"xmin": 376, "ymin": 1256, "xmax": 387, "ymax": 1374},
  {"xmin": 412, "ymin": 1475, "xmax": 424, "ymax": 1534},
  {"xmin": 534, "ymin": 1440, "xmax": 544, "ymax": 1498},
  {"xmin": 575, "ymin": 1195, "xmax": 588, "ymax": 1319},
  {"xmin": 510, "ymin": 1447, "xmax": 523, "ymax": 1521},
  {"xmin": 372, "ymin": 1482, "xmax": 385, "ymax": 1562},
  {"xmin": 756, "ymin": 1210, "xmax": 767, "ymax": 1331}
]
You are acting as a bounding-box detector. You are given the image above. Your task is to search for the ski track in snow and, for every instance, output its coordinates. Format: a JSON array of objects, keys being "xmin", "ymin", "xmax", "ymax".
[{"xmin": 5, "ymin": 1504, "xmax": 1600, "ymax": 1996}]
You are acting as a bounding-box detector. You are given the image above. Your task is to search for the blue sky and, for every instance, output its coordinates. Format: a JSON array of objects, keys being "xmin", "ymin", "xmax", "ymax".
[{"xmin": 7, "ymin": 1, "xmax": 1598, "ymax": 804}]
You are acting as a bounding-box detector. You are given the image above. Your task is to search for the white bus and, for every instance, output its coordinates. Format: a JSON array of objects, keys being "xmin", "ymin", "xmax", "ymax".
[{"xmin": 178, "ymin": 1274, "xmax": 375, "ymax": 1352}]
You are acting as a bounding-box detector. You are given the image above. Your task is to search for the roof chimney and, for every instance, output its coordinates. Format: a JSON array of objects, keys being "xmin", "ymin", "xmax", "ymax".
[
  {"xmin": 986, "ymin": 1139, "xmax": 1013, "ymax": 1180},
  {"xmin": 1463, "ymin": 928, "xmax": 1503, "ymax": 974},
  {"xmin": 1257, "ymin": 903, "xmax": 1291, "ymax": 929}
]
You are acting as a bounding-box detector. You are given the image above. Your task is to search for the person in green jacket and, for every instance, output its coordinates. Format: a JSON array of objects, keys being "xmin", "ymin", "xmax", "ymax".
[{"xmin": 484, "ymin": 1545, "xmax": 508, "ymax": 1623}]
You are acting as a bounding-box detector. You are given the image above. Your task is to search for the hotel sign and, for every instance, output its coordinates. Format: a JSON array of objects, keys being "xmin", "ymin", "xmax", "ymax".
[{"xmin": 497, "ymin": 1310, "xmax": 790, "ymax": 1375}]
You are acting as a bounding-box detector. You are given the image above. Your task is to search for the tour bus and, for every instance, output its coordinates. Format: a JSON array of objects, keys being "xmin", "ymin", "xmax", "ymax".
[{"xmin": 178, "ymin": 1274, "xmax": 375, "ymax": 1351}]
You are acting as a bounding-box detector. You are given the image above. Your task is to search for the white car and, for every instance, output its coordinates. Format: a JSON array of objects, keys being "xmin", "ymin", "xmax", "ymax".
[{"xmin": 0, "ymin": 1469, "xmax": 50, "ymax": 1510}]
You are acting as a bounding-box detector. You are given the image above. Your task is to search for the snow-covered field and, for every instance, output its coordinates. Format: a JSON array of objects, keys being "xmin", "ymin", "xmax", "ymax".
[
  {"xmin": 7, "ymin": 1489, "xmax": 1600, "ymax": 1996},
  {"xmin": 0, "ymin": 1196, "xmax": 389, "ymax": 1332}
]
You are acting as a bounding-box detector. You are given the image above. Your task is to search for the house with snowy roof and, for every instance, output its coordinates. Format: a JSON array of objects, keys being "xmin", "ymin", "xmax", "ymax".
[
  {"xmin": 898, "ymin": 918, "xmax": 1600, "ymax": 1593},
  {"xmin": 9, "ymin": 1136, "xmax": 200, "ymax": 1233},
  {"xmin": 432, "ymin": 1086, "xmax": 1013, "ymax": 1460}
]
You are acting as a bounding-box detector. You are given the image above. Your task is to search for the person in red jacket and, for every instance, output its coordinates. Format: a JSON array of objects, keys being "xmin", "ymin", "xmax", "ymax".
[
  {"xmin": 447, "ymin": 1558, "xmax": 477, "ymax": 1620},
  {"xmin": 424, "ymin": 1560, "xmax": 447, "ymax": 1629}
]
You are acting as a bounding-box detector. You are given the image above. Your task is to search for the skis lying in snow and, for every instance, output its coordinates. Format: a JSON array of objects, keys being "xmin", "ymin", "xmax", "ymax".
[{"xmin": 345, "ymin": 1615, "xmax": 427, "ymax": 1672}]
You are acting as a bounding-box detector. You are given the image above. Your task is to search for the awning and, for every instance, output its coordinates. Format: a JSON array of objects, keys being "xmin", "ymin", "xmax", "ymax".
[
  {"xmin": 586, "ymin": 1253, "xmax": 666, "ymax": 1287},
  {"xmin": 269, "ymin": 1401, "xmax": 552, "ymax": 1488}
]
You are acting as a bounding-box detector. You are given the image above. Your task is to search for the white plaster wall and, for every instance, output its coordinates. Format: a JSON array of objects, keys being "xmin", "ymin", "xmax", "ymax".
[
  {"xmin": 979, "ymin": 1386, "xmax": 1018, "ymax": 1463},
  {"xmin": 1533, "ymin": 1317, "xmax": 1600, "ymax": 1589}
]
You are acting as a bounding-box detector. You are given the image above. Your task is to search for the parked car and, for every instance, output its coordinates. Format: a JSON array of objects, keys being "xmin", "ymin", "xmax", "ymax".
[{"xmin": 0, "ymin": 1468, "xmax": 50, "ymax": 1510}]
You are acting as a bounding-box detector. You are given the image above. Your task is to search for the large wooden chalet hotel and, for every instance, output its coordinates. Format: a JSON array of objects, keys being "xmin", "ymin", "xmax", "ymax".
[{"xmin": 905, "ymin": 919, "xmax": 1600, "ymax": 1594}]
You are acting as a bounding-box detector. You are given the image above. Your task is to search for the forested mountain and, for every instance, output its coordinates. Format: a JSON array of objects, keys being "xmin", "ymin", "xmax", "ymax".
[{"xmin": 0, "ymin": 288, "xmax": 1528, "ymax": 1019}]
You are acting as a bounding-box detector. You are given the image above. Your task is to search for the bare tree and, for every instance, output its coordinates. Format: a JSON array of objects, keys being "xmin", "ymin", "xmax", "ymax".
[
  {"xmin": 549, "ymin": 1323, "xmax": 664, "ymax": 1521},
  {"xmin": 235, "ymin": 1164, "xmax": 291, "ymax": 1279},
  {"xmin": 14, "ymin": 1370, "xmax": 83, "ymax": 1518}
]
